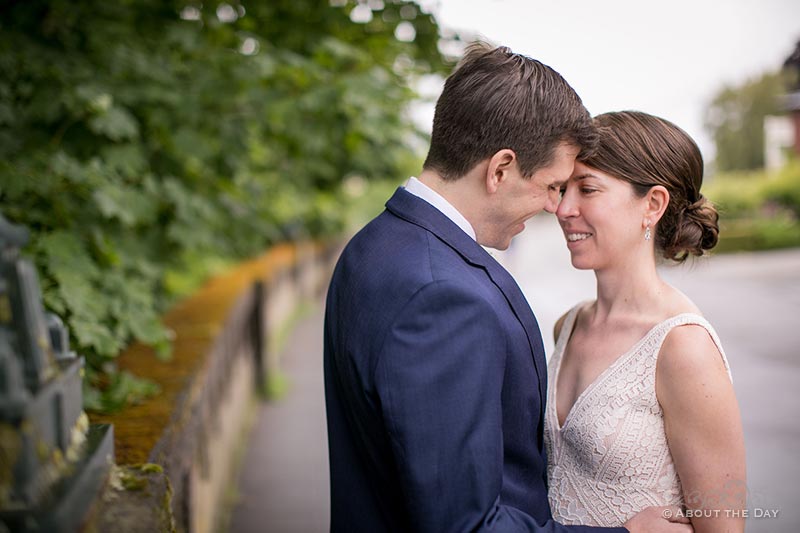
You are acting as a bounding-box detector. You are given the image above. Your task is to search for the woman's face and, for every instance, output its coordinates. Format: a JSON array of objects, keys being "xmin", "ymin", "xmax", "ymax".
[{"xmin": 556, "ymin": 161, "xmax": 649, "ymax": 271}]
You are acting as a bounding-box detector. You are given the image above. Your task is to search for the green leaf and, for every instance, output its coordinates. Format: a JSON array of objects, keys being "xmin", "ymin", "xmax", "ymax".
[
  {"xmin": 38, "ymin": 231, "xmax": 100, "ymax": 280},
  {"xmin": 0, "ymin": 162, "xmax": 32, "ymax": 199},
  {"xmin": 70, "ymin": 316, "xmax": 122, "ymax": 357},
  {"xmin": 91, "ymin": 370, "xmax": 160, "ymax": 413},
  {"xmin": 92, "ymin": 181, "xmax": 157, "ymax": 227},
  {"xmin": 88, "ymin": 106, "xmax": 140, "ymax": 141},
  {"xmin": 101, "ymin": 144, "xmax": 147, "ymax": 177},
  {"xmin": 50, "ymin": 151, "xmax": 90, "ymax": 184}
]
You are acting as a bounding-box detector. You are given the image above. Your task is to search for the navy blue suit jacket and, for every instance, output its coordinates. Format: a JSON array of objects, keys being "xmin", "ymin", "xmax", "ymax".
[{"xmin": 324, "ymin": 188, "xmax": 627, "ymax": 532}]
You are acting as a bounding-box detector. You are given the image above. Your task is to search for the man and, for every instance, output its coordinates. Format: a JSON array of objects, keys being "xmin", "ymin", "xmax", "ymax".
[{"xmin": 324, "ymin": 43, "xmax": 690, "ymax": 532}]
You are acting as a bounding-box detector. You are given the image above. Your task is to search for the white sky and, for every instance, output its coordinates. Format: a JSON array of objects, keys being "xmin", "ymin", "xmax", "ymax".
[{"xmin": 412, "ymin": 0, "xmax": 800, "ymax": 159}]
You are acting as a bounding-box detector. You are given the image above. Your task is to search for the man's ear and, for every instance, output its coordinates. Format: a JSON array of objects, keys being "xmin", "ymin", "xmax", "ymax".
[
  {"xmin": 645, "ymin": 185, "xmax": 669, "ymax": 226},
  {"xmin": 485, "ymin": 149, "xmax": 517, "ymax": 194}
]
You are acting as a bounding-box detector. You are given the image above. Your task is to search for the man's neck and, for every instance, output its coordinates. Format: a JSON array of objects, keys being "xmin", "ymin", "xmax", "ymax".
[
  {"xmin": 405, "ymin": 175, "xmax": 476, "ymax": 240},
  {"xmin": 416, "ymin": 169, "xmax": 483, "ymax": 231}
]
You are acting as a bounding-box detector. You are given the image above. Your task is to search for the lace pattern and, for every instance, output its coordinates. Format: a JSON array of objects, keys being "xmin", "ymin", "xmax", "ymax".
[{"xmin": 544, "ymin": 304, "xmax": 732, "ymax": 527}]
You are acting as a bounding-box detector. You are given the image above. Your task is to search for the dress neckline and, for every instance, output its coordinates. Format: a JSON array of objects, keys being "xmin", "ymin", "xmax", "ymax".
[{"xmin": 551, "ymin": 305, "xmax": 706, "ymax": 432}]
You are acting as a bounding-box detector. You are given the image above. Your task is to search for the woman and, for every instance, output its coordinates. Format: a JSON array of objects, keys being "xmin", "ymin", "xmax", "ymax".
[{"xmin": 545, "ymin": 111, "xmax": 746, "ymax": 532}]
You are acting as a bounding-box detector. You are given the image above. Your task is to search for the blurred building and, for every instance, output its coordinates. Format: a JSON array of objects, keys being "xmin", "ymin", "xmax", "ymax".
[
  {"xmin": 766, "ymin": 39, "xmax": 800, "ymax": 170},
  {"xmin": 764, "ymin": 115, "xmax": 794, "ymax": 170},
  {"xmin": 764, "ymin": 39, "xmax": 800, "ymax": 170}
]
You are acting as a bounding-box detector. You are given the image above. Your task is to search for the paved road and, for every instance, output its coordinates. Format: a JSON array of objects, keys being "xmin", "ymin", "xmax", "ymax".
[{"xmin": 230, "ymin": 214, "xmax": 800, "ymax": 532}]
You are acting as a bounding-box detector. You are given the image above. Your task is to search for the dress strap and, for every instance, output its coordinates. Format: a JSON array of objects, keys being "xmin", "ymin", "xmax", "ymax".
[
  {"xmin": 553, "ymin": 303, "xmax": 583, "ymax": 353},
  {"xmin": 652, "ymin": 313, "xmax": 733, "ymax": 382}
]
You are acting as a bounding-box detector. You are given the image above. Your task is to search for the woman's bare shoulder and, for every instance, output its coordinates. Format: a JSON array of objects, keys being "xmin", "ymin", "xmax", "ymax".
[{"xmin": 553, "ymin": 300, "xmax": 594, "ymax": 343}]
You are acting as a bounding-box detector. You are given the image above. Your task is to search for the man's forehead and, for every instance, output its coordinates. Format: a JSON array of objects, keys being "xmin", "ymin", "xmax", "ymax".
[{"xmin": 545, "ymin": 175, "xmax": 568, "ymax": 187}]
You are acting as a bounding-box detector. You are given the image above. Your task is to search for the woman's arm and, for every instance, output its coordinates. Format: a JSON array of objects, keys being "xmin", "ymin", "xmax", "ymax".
[{"xmin": 656, "ymin": 324, "xmax": 746, "ymax": 533}]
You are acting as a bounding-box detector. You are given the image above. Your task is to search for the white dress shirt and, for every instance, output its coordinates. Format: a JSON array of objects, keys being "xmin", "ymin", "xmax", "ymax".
[{"xmin": 403, "ymin": 177, "xmax": 476, "ymax": 241}]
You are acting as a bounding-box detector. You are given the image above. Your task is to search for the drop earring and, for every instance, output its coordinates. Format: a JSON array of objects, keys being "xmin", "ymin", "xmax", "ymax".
[{"xmin": 644, "ymin": 222, "xmax": 651, "ymax": 241}]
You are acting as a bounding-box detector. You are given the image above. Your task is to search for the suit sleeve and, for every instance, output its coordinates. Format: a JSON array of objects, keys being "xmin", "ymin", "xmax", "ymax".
[{"xmin": 375, "ymin": 280, "xmax": 627, "ymax": 533}]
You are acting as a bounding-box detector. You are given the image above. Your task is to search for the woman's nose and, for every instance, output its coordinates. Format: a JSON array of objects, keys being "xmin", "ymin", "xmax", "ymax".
[{"xmin": 556, "ymin": 191, "xmax": 577, "ymax": 220}]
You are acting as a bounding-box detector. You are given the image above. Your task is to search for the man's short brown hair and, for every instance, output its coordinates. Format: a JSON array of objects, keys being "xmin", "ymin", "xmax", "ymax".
[{"xmin": 423, "ymin": 42, "xmax": 596, "ymax": 180}]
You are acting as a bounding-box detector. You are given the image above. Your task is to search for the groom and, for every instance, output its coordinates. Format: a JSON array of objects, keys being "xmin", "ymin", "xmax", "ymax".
[{"xmin": 324, "ymin": 43, "xmax": 687, "ymax": 532}]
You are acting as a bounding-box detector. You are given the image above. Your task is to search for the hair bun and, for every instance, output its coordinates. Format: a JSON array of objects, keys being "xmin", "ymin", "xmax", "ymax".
[
  {"xmin": 662, "ymin": 194, "xmax": 719, "ymax": 261},
  {"xmin": 685, "ymin": 197, "xmax": 704, "ymax": 214}
]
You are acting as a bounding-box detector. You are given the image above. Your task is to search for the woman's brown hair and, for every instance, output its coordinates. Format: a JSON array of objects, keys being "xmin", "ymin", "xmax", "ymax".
[{"xmin": 582, "ymin": 110, "xmax": 719, "ymax": 262}]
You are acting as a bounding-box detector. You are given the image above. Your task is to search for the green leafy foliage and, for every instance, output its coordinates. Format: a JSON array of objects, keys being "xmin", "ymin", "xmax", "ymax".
[
  {"xmin": 0, "ymin": 0, "xmax": 452, "ymax": 411},
  {"xmin": 704, "ymin": 160, "xmax": 800, "ymax": 252},
  {"xmin": 763, "ymin": 160, "xmax": 800, "ymax": 217}
]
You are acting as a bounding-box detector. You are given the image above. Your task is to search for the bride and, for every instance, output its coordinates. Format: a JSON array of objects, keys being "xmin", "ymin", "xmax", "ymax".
[{"xmin": 545, "ymin": 111, "xmax": 746, "ymax": 533}]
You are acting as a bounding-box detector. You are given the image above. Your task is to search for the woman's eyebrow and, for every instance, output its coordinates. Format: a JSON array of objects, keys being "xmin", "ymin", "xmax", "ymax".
[{"xmin": 572, "ymin": 173, "xmax": 596, "ymax": 181}]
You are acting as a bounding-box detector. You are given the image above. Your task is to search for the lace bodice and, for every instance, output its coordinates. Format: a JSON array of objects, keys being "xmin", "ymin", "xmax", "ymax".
[{"xmin": 544, "ymin": 304, "xmax": 732, "ymax": 527}]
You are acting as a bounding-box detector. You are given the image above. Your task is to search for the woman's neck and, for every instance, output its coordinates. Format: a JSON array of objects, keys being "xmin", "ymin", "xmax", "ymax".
[{"xmin": 591, "ymin": 254, "xmax": 668, "ymax": 324}]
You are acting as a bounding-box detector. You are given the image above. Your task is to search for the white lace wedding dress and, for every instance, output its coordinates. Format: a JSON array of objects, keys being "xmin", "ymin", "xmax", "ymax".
[{"xmin": 544, "ymin": 304, "xmax": 732, "ymax": 527}]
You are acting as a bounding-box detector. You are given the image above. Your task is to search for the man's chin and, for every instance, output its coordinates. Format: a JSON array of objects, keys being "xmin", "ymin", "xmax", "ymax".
[
  {"xmin": 478, "ymin": 241, "xmax": 508, "ymax": 252},
  {"xmin": 489, "ymin": 238, "xmax": 512, "ymax": 252},
  {"xmin": 479, "ymin": 229, "xmax": 524, "ymax": 251}
]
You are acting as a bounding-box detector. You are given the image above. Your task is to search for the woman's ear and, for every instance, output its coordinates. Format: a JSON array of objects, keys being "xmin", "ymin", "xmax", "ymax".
[
  {"xmin": 645, "ymin": 185, "xmax": 669, "ymax": 226},
  {"xmin": 485, "ymin": 149, "xmax": 517, "ymax": 194}
]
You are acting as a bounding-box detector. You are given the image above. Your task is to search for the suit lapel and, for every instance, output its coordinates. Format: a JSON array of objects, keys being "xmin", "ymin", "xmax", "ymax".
[
  {"xmin": 385, "ymin": 188, "xmax": 548, "ymax": 410},
  {"xmin": 480, "ymin": 260, "xmax": 548, "ymax": 416}
]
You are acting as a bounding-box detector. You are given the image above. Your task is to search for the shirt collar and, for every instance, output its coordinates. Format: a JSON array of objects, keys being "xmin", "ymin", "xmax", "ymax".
[{"xmin": 403, "ymin": 177, "xmax": 477, "ymax": 241}]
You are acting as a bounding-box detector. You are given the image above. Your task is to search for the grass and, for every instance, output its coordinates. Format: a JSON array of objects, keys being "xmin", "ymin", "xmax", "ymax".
[{"xmin": 261, "ymin": 300, "xmax": 317, "ymax": 400}]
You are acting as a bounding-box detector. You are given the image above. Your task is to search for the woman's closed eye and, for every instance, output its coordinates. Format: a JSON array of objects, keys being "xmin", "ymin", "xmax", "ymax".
[{"xmin": 559, "ymin": 185, "xmax": 597, "ymax": 197}]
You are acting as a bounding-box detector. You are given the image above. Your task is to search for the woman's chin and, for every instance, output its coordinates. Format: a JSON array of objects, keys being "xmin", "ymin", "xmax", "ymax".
[{"xmin": 568, "ymin": 256, "xmax": 594, "ymax": 270}]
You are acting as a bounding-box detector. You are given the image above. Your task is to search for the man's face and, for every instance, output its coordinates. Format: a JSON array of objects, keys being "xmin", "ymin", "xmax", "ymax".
[{"xmin": 481, "ymin": 142, "xmax": 579, "ymax": 250}]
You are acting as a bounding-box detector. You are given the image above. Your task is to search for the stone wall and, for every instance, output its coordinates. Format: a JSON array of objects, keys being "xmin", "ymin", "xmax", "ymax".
[{"xmin": 89, "ymin": 241, "xmax": 340, "ymax": 533}]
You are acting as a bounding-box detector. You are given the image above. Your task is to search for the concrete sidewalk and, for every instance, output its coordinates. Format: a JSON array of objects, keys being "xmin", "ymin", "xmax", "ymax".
[
  {"xmin": 229, "ymin": 215, "xmax": 800, "ymax": 532},
  {"xmin": 229, "ymin": 307, "xmax": 329, "ymax": 533}
]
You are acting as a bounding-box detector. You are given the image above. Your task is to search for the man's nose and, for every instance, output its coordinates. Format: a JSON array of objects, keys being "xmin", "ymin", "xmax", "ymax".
[{"xmin": 543, "ymin": 189, "xmax": 560, "ymax": 214}]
